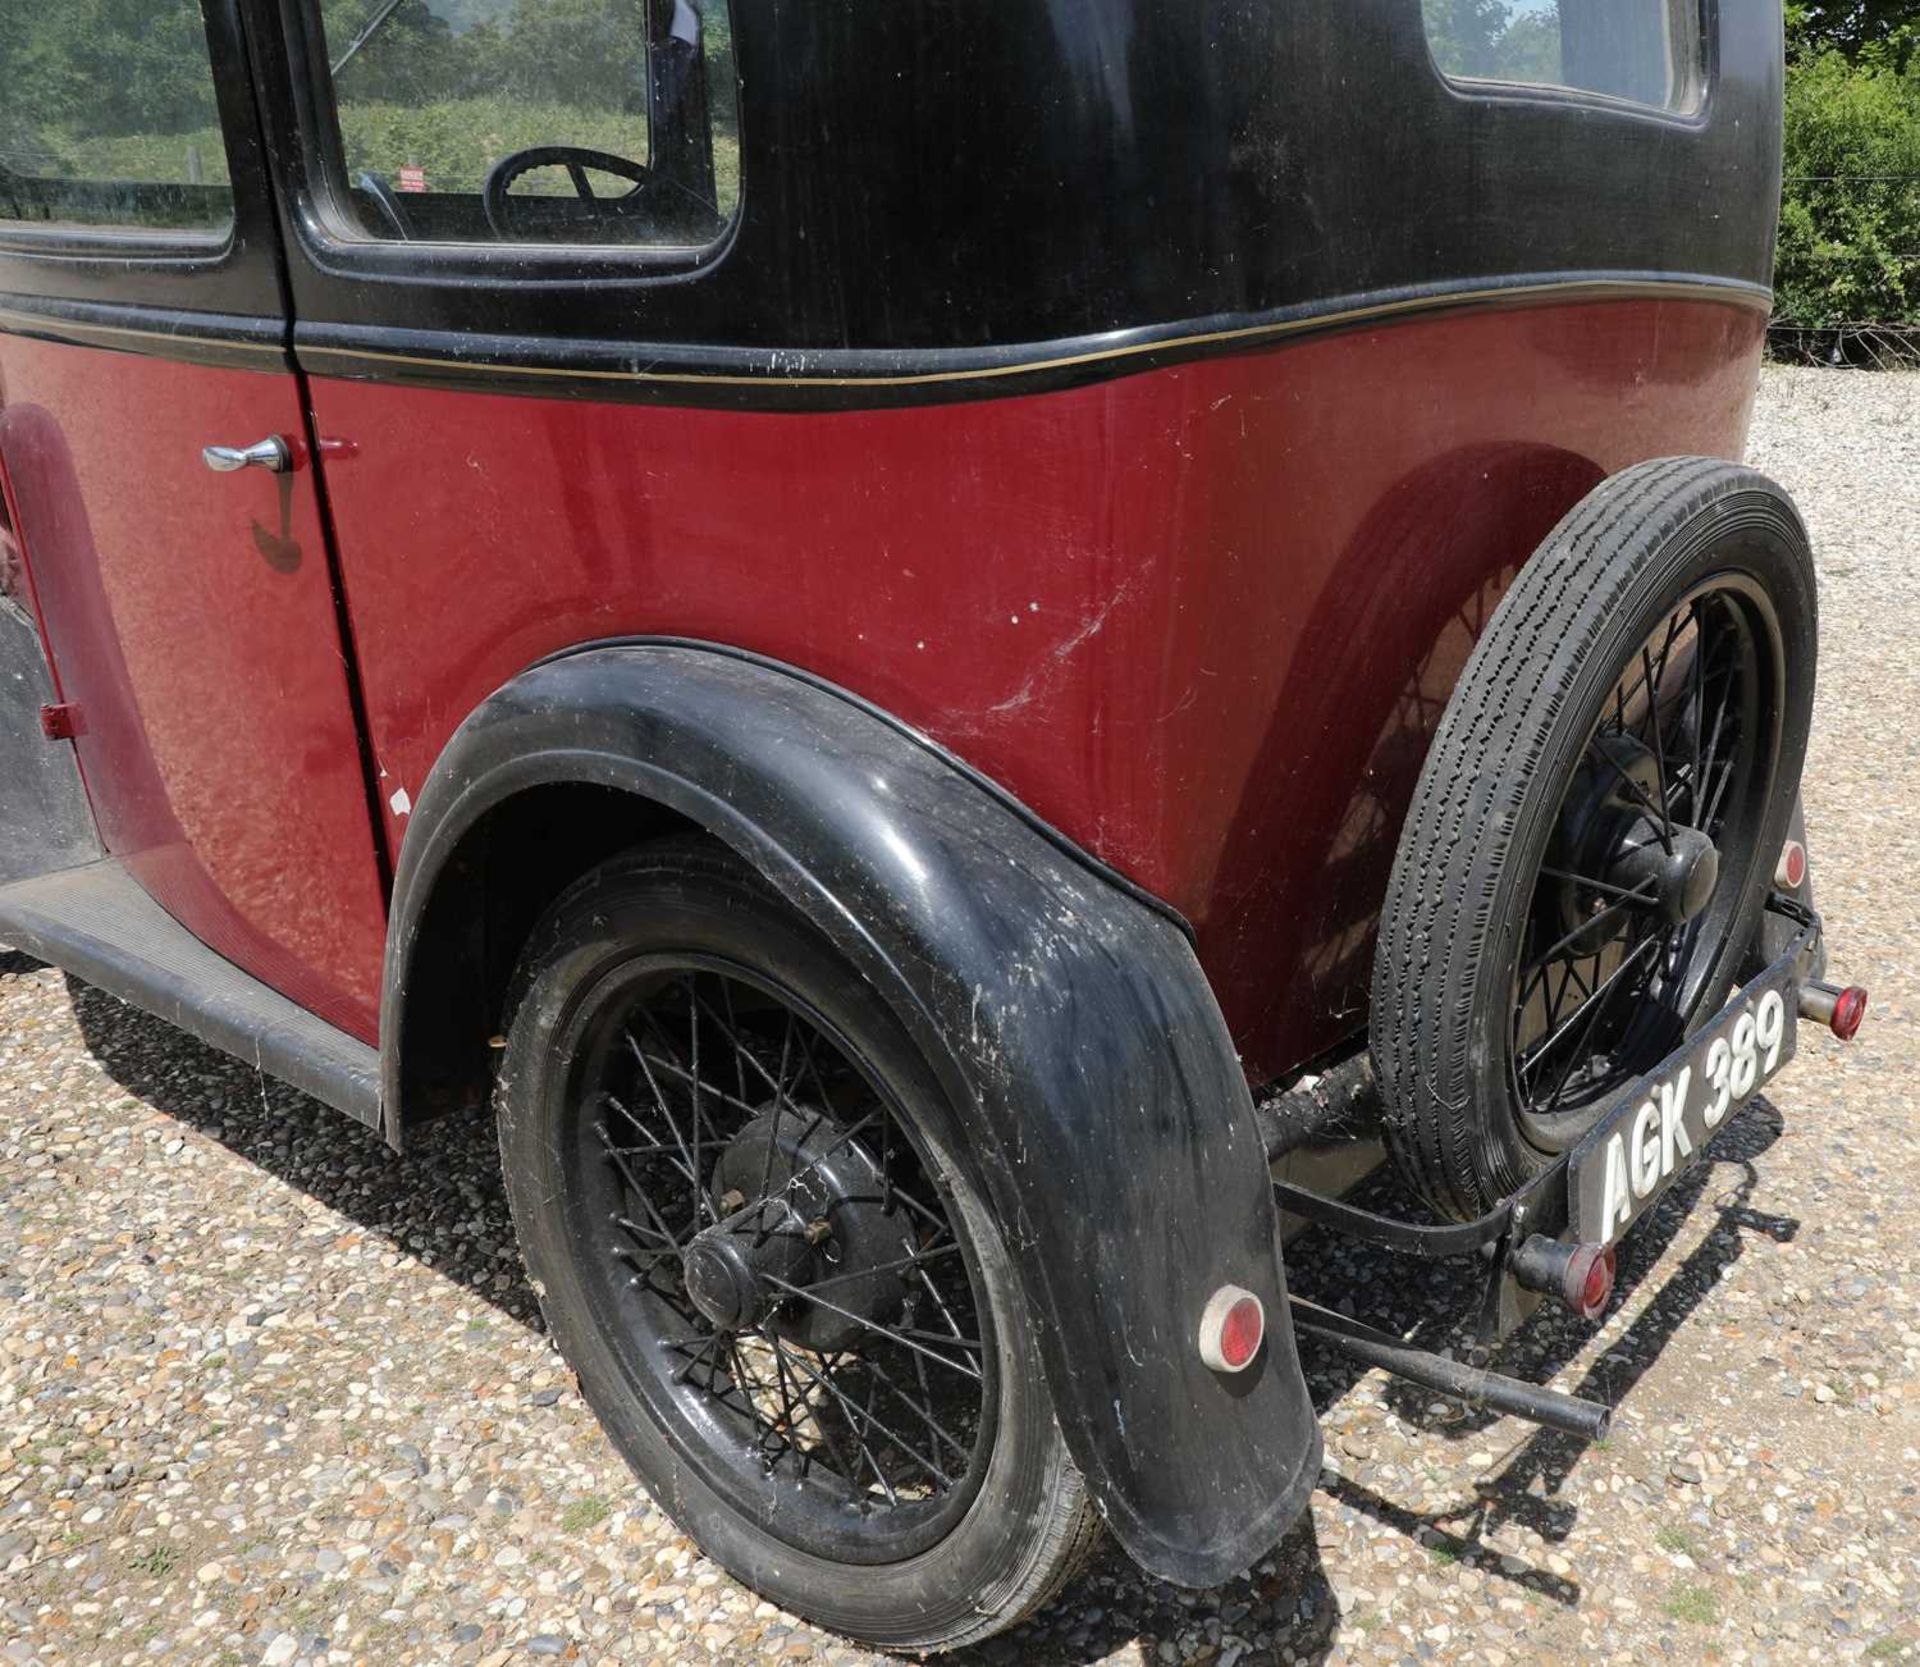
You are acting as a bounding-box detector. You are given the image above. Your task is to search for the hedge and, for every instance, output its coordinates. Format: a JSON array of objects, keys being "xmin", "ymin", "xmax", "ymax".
[{"xmin": 1776, "ymin": 50, "xmax": 1920, "ymax": 328}]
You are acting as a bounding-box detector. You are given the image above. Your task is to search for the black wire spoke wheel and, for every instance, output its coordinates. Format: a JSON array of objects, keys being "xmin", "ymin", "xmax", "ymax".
[
  {"xmin": 495, "ymin": 840, "xmax": 1100, "ymax": 1649},
  {"xmin": 569, "ymin": 958, "xmax": 995, "ymax": 1556},
  {"xmin": 1372, "ymin": 459, "xmax": 1816, "ymax": 1221},
  {"xmin": 1508, "ymin": 578, "xmax": 1775, "ymax": 1148}
]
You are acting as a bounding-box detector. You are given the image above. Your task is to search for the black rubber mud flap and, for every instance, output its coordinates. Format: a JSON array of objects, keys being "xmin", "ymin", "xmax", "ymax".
[{"xmin": 385, "ymin": 643, "xmax": 1322, "ymax": 1585}]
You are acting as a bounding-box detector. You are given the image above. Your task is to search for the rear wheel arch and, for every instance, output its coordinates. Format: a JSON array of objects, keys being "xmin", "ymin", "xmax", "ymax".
[
  {"xmin": 386, "ymin": 777, "xmax": 704, "ymax": 1133},
  {"xmin": 377, "ymin": 640, "xmax": 1323, "ymax": 1587}
]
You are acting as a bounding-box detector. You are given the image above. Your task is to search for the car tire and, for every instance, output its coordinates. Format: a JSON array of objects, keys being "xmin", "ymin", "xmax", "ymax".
[
  {"xmin": 494, "ymin": 837, "xmax": 1102, "ymax": 1650},
  {"xmin": 1370, "ymin": 457, "xmax": 1817, "ymax": 1221}
]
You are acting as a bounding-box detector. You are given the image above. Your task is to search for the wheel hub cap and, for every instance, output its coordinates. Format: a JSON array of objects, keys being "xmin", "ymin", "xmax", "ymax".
[
  {"xmin": 1556, "ymin": 733, "xmax": 1723, "ymax": 940},
  {"xmin": 687, "ymin": 1107, "xmax": 909, "ymax": 1351},
  {"xmin": 1612, "ymin": 823, "xmax": 1721, "ymax": 925},
  {"xmin": 683, "ymin": 1227, "xmax": 780, "ymax": 1330}
]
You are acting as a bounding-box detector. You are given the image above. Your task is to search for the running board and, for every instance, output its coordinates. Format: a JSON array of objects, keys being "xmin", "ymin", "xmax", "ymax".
[{"xmin": 0, "ymin": 860, "xmax": 380, "ymax": 1129}]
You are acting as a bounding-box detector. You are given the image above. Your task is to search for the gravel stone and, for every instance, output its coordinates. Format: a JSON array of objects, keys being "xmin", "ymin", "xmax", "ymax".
[{"xmin": 0, "ymin": 366, "xmax": 1914, "ymax": 1664}]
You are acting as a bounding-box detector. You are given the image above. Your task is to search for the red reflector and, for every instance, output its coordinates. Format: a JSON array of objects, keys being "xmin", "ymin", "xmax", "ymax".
[
  {"xmin": 1775, "ymin": 839, "xmax": 1807, "ymax": 891},
  {"xmin": 1564, "ymin": 1243, "xmax": 1616, "ymax": 1321},
  {"xmin": 1584, "ymin": 1247, "xmax": 1617, "ymax": 1317},
  {"xmin": 1197, "ymin": 1285, "xmax": 1265, "ymax": 1373},
  {"xmin": 1830, "ymin": 985, "xmax": 1869, "ymax": 1042}
]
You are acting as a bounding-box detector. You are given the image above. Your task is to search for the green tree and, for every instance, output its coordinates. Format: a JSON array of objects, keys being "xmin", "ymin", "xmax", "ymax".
[
  {"xmin": 1786, "ymin": 2, "xmax": 1917, "ymax": 70},
  {"xmin": 1775, "ymin": 48, "xmax": 1920, "ymax": 325},
  {"xmin": 324, "ymin": 0, "xmax": 472, "ymax": 105},
  {"xmin": 497, "ymin": 0, "xmax": 647, "ymax": 112},
  {"xmin": 1493, "ymin": 11, "xmax": 1560, "ymax": 82},
  {"xmin": 1423, "ymin": 0, "xmax": 1525, "ymax": 77},
  {"xmin": 1422, "ymin": 0, "xmax": 1562, "ymax": 85},
  {"xmin": 0, "ymin": 0, "xmax": 222, "ymax": 141},
  {"xmin": 321, "ymin": 0, "xmax": 646, "ymax": 115}
]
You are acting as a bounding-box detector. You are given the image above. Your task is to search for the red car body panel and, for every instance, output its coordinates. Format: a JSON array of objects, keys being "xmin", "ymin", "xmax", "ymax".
[
  {"xmin": 310, "ymin": 293, "xmax": 1767, "ymax": 1078},
  {"xmin": 0, "ymin": 338, "xmax": 386, "ymax": 1039}
]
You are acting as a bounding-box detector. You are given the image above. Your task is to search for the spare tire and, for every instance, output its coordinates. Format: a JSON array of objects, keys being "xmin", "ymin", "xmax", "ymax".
[{"xmin": 1370, "ymin": 457, "xmax": 1817, "ymax": 1221}]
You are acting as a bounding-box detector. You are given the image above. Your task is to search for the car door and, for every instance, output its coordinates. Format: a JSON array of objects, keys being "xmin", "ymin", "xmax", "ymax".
[{"xmin": 0, "ymin": 0, "xmax": 388, "ymax": 1041}]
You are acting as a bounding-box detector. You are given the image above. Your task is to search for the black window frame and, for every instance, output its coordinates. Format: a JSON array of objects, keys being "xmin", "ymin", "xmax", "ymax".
[
  {"xmin": 267, "ymin": 0, "xmax": 744, "ymax": 292},
  {"xmin": 1417, "ymin": 0, "xmax": 1718, "ymax": 129}
]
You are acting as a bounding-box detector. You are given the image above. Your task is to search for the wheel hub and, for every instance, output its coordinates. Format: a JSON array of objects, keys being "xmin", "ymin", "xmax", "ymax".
[
  {"xmin": 1553, "ymin": 733, "xmax": 1722, "ymax": 943},
  {"xmin": 685, "ymin": 1107, "xmax": 910, "ymax": 1352},
  {"xmin": 1611, "ymin": 822, "xmax": 1720, "ymax": 925},
  {"xmin": 683, "ymin": 1225, "xmax": 786, "ymax": 1330},
  {"xmin": 572, "ymin": 959, "xmax": 994, "ymax": 1555}
]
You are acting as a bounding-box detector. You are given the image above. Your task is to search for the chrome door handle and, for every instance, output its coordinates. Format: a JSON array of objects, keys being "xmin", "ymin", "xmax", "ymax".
[{"xmin": 202, "ymin": 436, "xmax": 292, "ymax": 474}]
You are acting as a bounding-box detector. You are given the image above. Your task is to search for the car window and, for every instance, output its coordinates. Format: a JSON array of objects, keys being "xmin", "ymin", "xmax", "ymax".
[
  {"xmin": 0, "ymin": 2, "xmax": 233, "ymax": 237},
  {"xmin": 1421, "ymin": 0, "xmax": 1702, "ymax": 113},
  {"xmin": 310, "ymin": 0, "xmax": 739, "ymax": 248}
]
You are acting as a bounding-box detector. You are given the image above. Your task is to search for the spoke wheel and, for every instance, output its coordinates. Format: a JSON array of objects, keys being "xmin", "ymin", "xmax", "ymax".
[
  {"xmin": 1372, "ymin": 458, "xmax": 1816, "ymax": 1221},
  {"xmin": 1509, "ymin": 577, "xmax": 1777, "ymax": 1149},
  {"xmin": 495, "ymin": 839, "xmax": 1102, "ymax": 1649},
  {"xmin": 565, "ymin": 957, "xmax": 995, "ymax": 1561}
]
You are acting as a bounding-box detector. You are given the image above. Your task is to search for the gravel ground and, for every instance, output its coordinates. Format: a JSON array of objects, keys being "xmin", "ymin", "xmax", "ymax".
[{"xmin": 2, "ymin": 365, "xmax": 1916, "ymax": 1667}]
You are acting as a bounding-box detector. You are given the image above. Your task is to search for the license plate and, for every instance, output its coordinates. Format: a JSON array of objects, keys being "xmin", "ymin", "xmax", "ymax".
[{"xmin": 1568, "ymin": 962, "xmax": 1798, "ymax": 1245}]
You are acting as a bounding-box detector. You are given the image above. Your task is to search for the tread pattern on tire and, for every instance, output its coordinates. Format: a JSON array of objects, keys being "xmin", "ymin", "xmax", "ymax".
[{"xmin": 1370, "ymin": 457, "xmax": 1815, "ymax": 1221}]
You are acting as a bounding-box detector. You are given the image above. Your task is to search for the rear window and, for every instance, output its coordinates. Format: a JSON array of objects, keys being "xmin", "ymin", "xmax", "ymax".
[
  {"xmin": 308, "ymin": 0, "xmax": 739, "ymax": 250},
  {"xmin": 0, "ymin": 2, "xmax": 232, "ymax": 238},
  {"xmin": 1420, "ymin": 0, "xmax": 1703, "ymax": 113}
]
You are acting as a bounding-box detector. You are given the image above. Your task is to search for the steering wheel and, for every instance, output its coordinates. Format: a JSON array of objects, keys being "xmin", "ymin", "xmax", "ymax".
[
  {"xmin": 354, "ymin": 170, "xmax": 413, "ymax": 240},
  {"xmin": 482, "ymin": 146, "xmax": 651, "ymax": 240}
]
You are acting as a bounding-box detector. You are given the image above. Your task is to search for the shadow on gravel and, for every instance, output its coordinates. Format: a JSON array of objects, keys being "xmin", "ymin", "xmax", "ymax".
[
  {"xmin": 41, "ymin": 966, "xmax": 1799, "ymax": 1667},
  {"xmin": 1270, "ymin": 1099, "xmax": 1797, "ymax": 1613},
  {"xmin": 965, "ymin": 1099, "xmax": 1801, "ymax": 1665},
  {"xmin": 63, "ymin": 973, "xmax": 545, "ymax": 1332}
]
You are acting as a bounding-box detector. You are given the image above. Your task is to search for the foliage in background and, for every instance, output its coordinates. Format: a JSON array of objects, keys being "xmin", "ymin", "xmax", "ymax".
[
  {"xmin": 322, "ymin": 0, "xmax": 654, "ymax": 118},
  {"xmin": 1786, "ymin": 0, "xmax": 1917, "ymax": 70},
  {"xmin": 1421, "ymin": 0, "xmax": 1560, "ymax": 85},
  {"xmin": 64, "ymin": 104, "xmax": 740, "ymax": 210},
  {"xmin": 1776, "ymin": 50, "xmax": 1920, "ymax": 326},
  {"xmin": 0, "ymin": 2, "xmax": 223, "ymax": 152},
  {"xmin": 1778, "ymin": 2, "xmax": 1920, "ymax": 327}
]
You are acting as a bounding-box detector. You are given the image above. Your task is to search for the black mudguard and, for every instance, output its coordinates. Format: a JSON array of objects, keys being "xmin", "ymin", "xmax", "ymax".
[{"xmin": 384, "ymin": 643, "xmax": 1321, "ymax": 1586}]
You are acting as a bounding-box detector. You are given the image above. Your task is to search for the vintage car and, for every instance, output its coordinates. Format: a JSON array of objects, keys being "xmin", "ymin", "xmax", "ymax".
[{"xmin": 0, "ymin": 0, "xmax": 1871, "ymax": 1649}]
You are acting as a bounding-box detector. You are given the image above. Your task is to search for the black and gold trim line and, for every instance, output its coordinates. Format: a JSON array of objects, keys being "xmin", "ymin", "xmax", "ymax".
[
  {"xmin": 0, "ymin": 299, "xmax": 285, "ymax": 372},
  {"xmin": 1, "ymin": 272, "xmax": 1772, "ymax": 408}
]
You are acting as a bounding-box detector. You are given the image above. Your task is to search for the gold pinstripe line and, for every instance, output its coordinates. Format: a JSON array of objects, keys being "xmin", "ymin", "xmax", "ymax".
[
  {"xmin": 295, "ymin": 278, "xmax": 1771, "ymax": 387},
  {"xmin": 1, "ymin": 276, "xmax": 1771, "ymax": 388},
  {"xmin": 0, "ymin": 305, "xmax": 284, "ymax": 356}
]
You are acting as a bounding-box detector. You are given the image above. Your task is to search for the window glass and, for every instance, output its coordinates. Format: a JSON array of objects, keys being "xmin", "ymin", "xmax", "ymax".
[
  {"xmin": 1421, "ymin": 0, "xmax": 1700, "ymax": 111},
  {"xmin": 312, "ymin": 0, "xmax": 739, "ymax": 248},
  {"xmin": 0, "ymin": 2, "xmax": 232, "ymax": 236}
]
